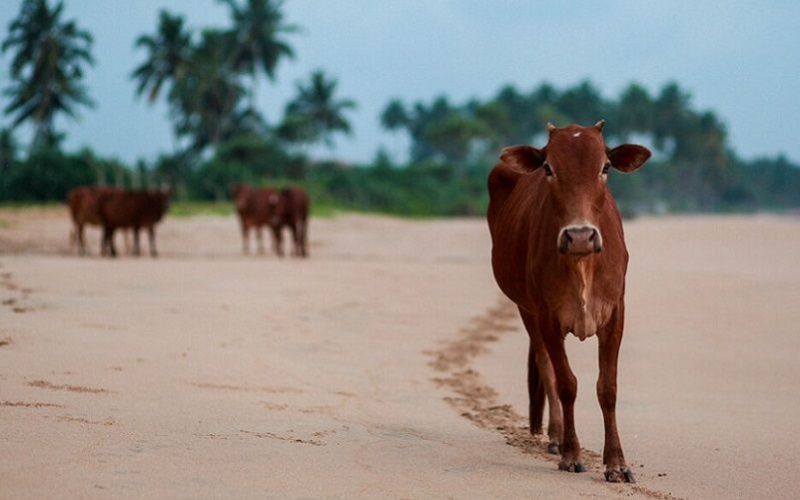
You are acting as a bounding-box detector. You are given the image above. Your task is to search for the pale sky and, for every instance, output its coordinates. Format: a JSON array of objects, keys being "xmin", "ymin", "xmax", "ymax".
[{"xmin": 1, "ymin": 0, "xmax": 799, "ymax": 164}]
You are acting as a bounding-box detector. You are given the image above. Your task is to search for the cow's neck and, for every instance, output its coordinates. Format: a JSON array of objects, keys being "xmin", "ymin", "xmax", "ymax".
[{"xmin": 551, "ymin": 254, "xmax": 608, "ymax": 341}]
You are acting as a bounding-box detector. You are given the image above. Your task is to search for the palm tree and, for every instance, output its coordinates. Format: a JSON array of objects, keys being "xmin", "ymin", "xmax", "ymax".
[
  {"xmin": 1, "ymin": 0, "xmax": 94, "ymax": 147},
  {"xmin": 615, "ymin": 83, "xmax": 653, "ymax": 141},
  {"xmin": 131, "ymin": 10, "xmax": 193, "ymax": 103},
  {"xmin": 218, "ymin": 0, "xmax": 298, "ymax": 106},
  {"xmin": 379, "ymin": 99, "xmax": 408, "ymax": 161},
  {"xmin": 278, "ymin": 70, "xmax": 356, "ymax": 152},
  {"xmin": 0, "ymin": 128, "xmax": 17, "ymax": 173},
  {"xmin": 380, "ymin": 99, "xmax": 408, "ymax": 131},
  {"xmin": 653, "ymin": 82, "xmax": 690, "ymax": 152},
  {"xmin": 169, "ymin": 30, "xmax": 247, "ymax": 152},
  {"xmin": 557, "ymin": 80, "xmax": 606, "ymax": 126},
  {"xmin": 422, "ymin": 113, "xmax": 490, "ymax": 166}
]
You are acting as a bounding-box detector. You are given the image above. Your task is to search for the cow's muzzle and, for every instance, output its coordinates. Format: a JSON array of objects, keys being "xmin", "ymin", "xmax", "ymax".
[{"xmin": 558, "ymin": 225, "xmax": 602, "ymax": 255}]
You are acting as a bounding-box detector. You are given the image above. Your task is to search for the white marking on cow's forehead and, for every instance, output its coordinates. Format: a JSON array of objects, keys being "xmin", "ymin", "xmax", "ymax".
[{"xmin": 572, "ymin": 132, "xmax": 581, "ymax": 138}]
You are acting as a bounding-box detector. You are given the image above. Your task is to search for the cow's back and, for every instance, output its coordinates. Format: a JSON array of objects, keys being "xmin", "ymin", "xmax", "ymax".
[
  {"xmin": 69, "ymin": 187, "xmax": 114, "ymax": 226},
  {"xmin": 98, "ymin": 191, "xmax": 146, "ymax": 228},
  {"xmin": 236, "ymin": 187, "xmax": 280, "ymax": 226}
]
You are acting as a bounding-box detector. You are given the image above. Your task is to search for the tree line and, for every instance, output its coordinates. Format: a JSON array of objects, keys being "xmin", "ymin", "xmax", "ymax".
[{"xmin": 1, "ymin": 0, "xmax": 799, "ymax": 216}]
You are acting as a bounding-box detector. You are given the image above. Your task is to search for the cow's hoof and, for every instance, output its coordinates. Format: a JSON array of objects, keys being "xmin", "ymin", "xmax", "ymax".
[
  {"xmin": 604, "ymin": 466, "xmax": 636, "ymax": 483},
  {"xmin": 547, "ymin": 442, "xmax": 560, "ymax": 455},
  {"xmin": 558, "ymin": 460, "xmax": 586, "ymax": 473}
]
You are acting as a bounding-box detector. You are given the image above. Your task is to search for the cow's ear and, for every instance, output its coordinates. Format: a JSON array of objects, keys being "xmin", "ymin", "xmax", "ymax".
[
  {"xmin": 500, "ymin": 145, "xmax": 545, "ymax": 172},
  {"xmin": 608, "ymin": 144, "xmax": 651, "ymax": 173}
]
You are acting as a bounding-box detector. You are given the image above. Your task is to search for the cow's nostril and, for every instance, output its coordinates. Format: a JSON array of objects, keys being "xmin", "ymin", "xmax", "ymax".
[
  {"xmin": 564, "ymin": 232, "xmax": 573, "ymax": 243},
  {"xmin": 588, "ymin": 229, "xmax": 597, "ymax": 241}
]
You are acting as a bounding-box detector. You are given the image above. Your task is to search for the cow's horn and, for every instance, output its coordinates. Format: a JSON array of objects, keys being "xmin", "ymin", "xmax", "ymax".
[
  {"xmin": 594, "ymin": 119, "xmax": 606, "ymax": 130},
  {"xmin": 546, "ymin": 122, "xmax": 556, "ymax": 132}
]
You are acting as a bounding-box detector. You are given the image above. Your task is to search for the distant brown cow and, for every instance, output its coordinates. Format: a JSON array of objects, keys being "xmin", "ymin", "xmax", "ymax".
[
  {"xmin": 487, "ymin": 121, "xmax": 650, "ymax": 483},
  {"xmin": 68, "ymin": 186, "xmax": 129, "ymax": 255},
  {"xmin": 232, "ymin": 184, "xmax": 281, "ymax": 254},
  {"xmin": 270, "ymin": 186, "xmax": 309, "ymax": 258},
  {"xmin": 97, "ymin": 189, "xmax": 171, "ymax": 257}
]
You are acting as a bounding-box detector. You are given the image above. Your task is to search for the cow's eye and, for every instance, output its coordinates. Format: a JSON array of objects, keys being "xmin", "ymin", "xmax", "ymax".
[
  {"xmin": 601, "ymin": 162, "xmax": 611, "ymax": 175},
  {"xmin": 543, "ymin": 162, "xmax": 554, "ymax": 177}
]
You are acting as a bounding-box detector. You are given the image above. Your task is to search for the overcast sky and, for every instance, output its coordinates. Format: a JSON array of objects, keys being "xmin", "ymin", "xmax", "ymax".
[{"xmin": 1, "ymin": 0, "xmax": 799, "ymax": 164}]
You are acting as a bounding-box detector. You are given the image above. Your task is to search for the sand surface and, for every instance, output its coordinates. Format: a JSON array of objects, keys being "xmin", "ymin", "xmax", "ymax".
[{"xmin": 0, "ymin": 207, "xmax": 798, "ymax": 499}]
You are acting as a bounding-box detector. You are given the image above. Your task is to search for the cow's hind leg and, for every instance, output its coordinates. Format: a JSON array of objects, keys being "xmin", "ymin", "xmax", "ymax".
[
  {"xmin": 103, "ymin": 227, "xmax": 117, "ymax": 258},
  {"xmin": 76, "ymin": 223, "xmax": 87, "ymax": 255},
  {"xmin": 598, "ymin": 305, "xmax": 635, "ymax": 483},
  {"xmin": 241, "ymin": 222, "xmax": 250, "ymax": 254},
  {"xmin": 100, "ymin": 229, "xmax": 107, "ymax": 256},
  {"xmin": 290, "ymin": 221, "xmax": 303, "ymax": 257},
  {"xmin": 123, "ymin": 230, "xmax": 132, "ymax": 254},
  {"xmin": 148, "ymin": 226, "xmax": 158, "ymax": 258},
  {"xmin": 519, "ymin": 308, "xmax": 563, "ymax": 454},
  {"xmin": 291, "ymin": 218, "xmax": 308, "ymax": 257},
  {"xmin": 542, "ymin": 321, "xmax": 584, "ymax": 473},
  {"xmin": 528, "ymin": 343, "xmax": 545, "ymax": 434},
  {"xmin": 271, "ymin": 225, "xmax": 284, "ymax": 257},
  {"xmin": 298, "ymin": 219, "xmax": 308, "ymax": 257},
  {"xmin": 256, "ymin": 226, "xmax": 265, "ymax": 254},
  {"xmin": 132, "ymin": 227, "xmax": 141, "ymax": 256}
]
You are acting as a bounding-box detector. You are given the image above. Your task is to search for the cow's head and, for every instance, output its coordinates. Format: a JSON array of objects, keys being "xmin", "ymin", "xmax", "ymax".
[
  {"xmin": 230, "ymin": 183, "xmax": 245, "ymax": 199},
  {"xmin": 150, "ymin": 186, "xmax": 171, "ymax": 218},
  {"xmin": 158, "ymin": 185, "xmax": 173, "ymax": 201},
  {"xmin": 501, "ymin": 121, "xmax": 650, "ymax": 255},
  {"xmin": 231, "ymin": 184, "xmax": 250, "ymax": 211}
]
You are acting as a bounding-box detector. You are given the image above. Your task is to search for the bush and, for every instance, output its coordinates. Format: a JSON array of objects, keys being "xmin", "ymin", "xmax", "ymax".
[
  {"xmin": 214, "ymin": 135, "xmax": 306, "ymax": 179},
  {"xmin": 188, "ymin": 160, "xmax": 256, "ymax": 200},
  {"xmin": 0, "ymin": 147, "xmax": 93, "ymax": 201}
]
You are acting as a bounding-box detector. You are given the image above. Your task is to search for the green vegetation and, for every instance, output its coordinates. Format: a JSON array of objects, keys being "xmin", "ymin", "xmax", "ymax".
[
  {"xmin": 169, "ymin": 199, "xmax": 338, "ymax": 218},
  {"xmin": 1, "ymin": 0, "xmax": 799, "ymax": 216},
  {"xmin": 168, "ymin": 201, "xmax": 234, "ymax": 218},
  {"xmin": 1, "ymin": 0, "xmax": 94, "ymax": 148}
]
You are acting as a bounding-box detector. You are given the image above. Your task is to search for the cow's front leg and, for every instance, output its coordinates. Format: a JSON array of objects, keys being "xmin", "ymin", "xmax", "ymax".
[
  {"xmin": 256, "ymin": 227, "xmax": 265, "ymax": 254},
  {"xmin": 543, "ymin": 327, "xmax": 584, "ymax": 473},
  {"xmin": 240, "ymin": 221, "xmax": 250, "ymax": 254},
  {"xmin": 132, "ymin": 227, "xmax": 142, "ymax": 256},
  {"xmin": 271, "ymin": 225, "xmax": 284, "ymax": 257},
  {"xmin": 597, "ymin": 305, "xmax": 634, "ymax": 483},
  {"xmin": 148, "ymin": 226, "xmax": 158, "ymax": 258},
  {"xmin": 104, "ymin": 227, "xmax": 117, "ymax": 258}
]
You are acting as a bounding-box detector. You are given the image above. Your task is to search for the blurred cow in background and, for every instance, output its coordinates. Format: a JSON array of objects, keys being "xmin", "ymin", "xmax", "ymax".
[
  {"xmin": 68, "ymin": 186, "xmax": 130, "ymax": 255},
  {"xmin": 97, "ymin": 188, "xmax": 171, "ymax": 257},
  {"xmin": 272, "ymin": 187, "xmax": 309, "ymax": 258},
  {"xmin": 232, "ymin": 184, "xmax": 309, "ymax": 257},
  {"xmin": 232, "ymin": 184, "xmax": 281, "ymax": 255}
]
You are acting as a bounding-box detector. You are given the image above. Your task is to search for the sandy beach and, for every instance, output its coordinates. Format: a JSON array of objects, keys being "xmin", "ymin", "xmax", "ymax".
[{"xmin": 1, "ymin": 207, "xmax": 798, "ymax": 499}]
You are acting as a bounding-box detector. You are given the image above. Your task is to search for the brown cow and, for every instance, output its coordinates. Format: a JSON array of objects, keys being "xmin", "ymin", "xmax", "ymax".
[
  {"xmin": 270, "ymin": 186, "xmax": 309, "ymax": 258},
  {"xmin": 232, "ymin": 184, "xmax": 281, "ymax": 255},
  {"xmin": 97, "ymin": 188, "xmax": 171, "ymax": 257},
  {"xmin": 67, "ymin": 186, "xmax": 129, "ymax": 255},
  {"xmin": 487, "ymin": 121, "xmax": 650, "ymax": 483}
]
